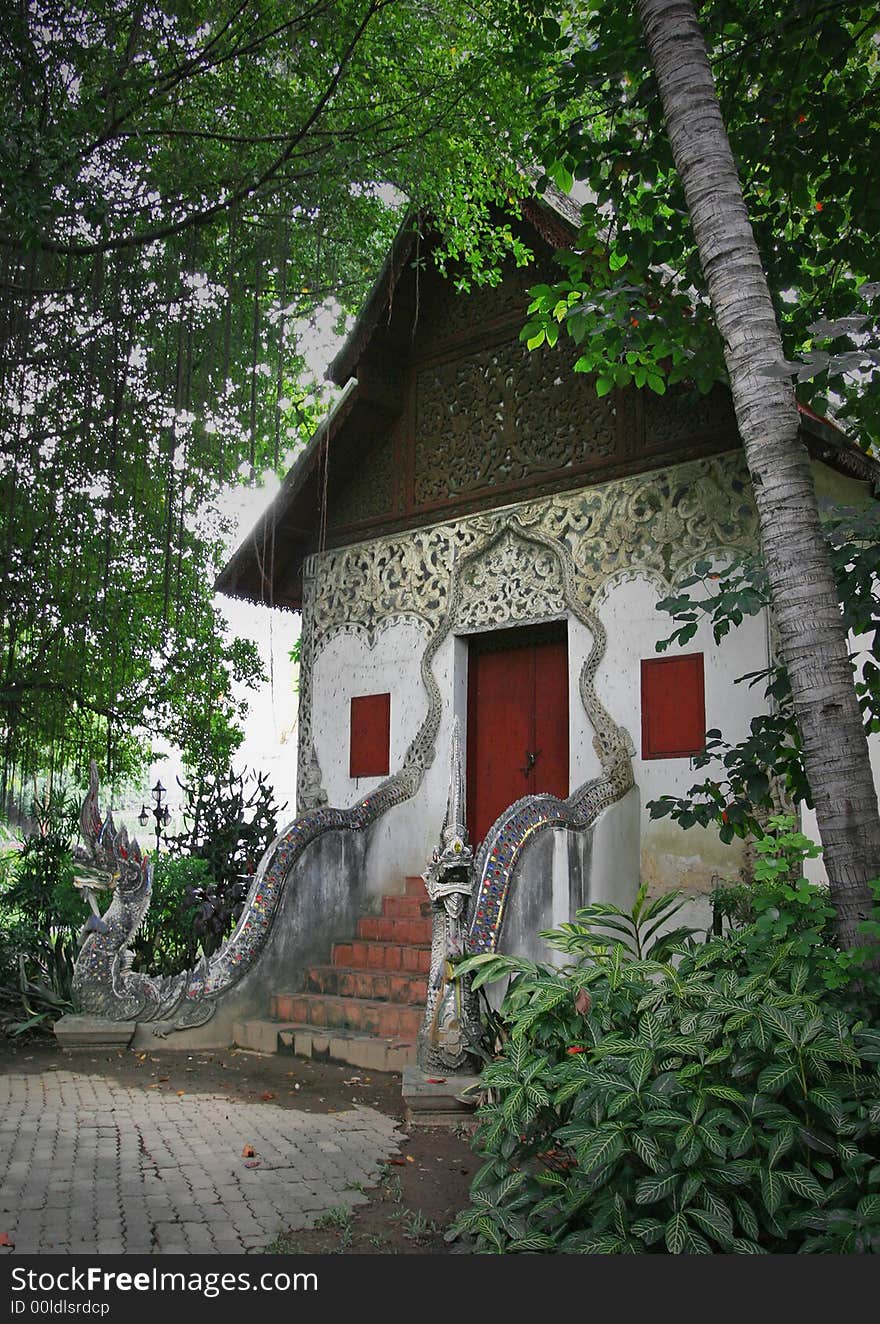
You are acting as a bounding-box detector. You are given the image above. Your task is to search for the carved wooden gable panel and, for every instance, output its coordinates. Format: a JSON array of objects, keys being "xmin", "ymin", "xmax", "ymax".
[
  {"xmin": 325, "ymin": 249, "xmax": 741, "ymax": 545},
  {"xmin": 413, "ymin": 337, "xmax": 619, "ymax": 509}
]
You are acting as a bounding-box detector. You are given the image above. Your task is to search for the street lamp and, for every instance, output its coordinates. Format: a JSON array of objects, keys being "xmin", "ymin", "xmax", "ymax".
[{"xmin": 138, "ymin": 780, "xmax": 171, "ymax": 853}]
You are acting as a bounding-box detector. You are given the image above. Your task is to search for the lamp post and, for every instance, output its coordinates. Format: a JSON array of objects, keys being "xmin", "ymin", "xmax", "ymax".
[{"xmin": 139, "ymin": 780, "xmax": 171, "ymax": 853}]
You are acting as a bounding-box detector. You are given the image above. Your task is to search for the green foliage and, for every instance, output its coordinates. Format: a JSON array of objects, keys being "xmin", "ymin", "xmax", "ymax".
[
  {"xmin": 545, "ymin": 883, "xmax": 698, "ymax": 965},
  {"xmin": 167, "ymin": 767, "xmax": 285, "ymax": 955},
  {"xmin": 0, "ymin": 793, "xmax": 82, "ymax": 1033},
  {"xmin": 711, "ymin": 817, "xmax": 880, "ymax": 993},
  {"xmin": 129, "ymin": 854, "xmax": 211, "ymax": 977},
  {"xmin": 647, "ymin": 505, "xmax": 880, "ymax": 840},
  {"xmin": 451, "ymin": 846, "xmax": 880, "ymax": 1253}
]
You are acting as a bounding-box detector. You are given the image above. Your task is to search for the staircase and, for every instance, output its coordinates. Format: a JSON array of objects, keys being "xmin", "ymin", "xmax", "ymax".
[{"xmin": 232, "ymin": 876, "xmax": 431, "ymax": 1072}]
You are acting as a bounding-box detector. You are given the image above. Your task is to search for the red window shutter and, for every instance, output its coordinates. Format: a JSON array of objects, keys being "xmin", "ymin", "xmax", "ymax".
[
  {"xmin": 349, "ymin": 693, "xmax": 391, "ymax": 777},
  {"xmin": 640, "ymin": 654, "xmax": 705, "ymax": 759}
]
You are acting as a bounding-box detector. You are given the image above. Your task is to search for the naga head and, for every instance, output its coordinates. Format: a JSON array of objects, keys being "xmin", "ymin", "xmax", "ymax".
[
  {"xmin": 74, "ymin": 761, "xmax": 152, "ymax": 932},
  {"xmin": 423, "ymin": 718, "xmax": 474, "ymax": 911}
]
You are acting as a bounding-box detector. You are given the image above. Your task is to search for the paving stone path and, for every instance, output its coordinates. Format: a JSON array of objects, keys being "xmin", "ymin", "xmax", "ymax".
[{"xmin": 0, "ymin": 1068, "xmax": 402, "ymax": 1254}]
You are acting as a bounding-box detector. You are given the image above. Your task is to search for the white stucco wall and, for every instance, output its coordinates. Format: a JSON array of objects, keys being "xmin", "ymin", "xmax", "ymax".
[
  {"xmin": 308, "ymin": 567, "xmax": 770, "ymax": 911},
  {"xmin": 303, "ymin": 453, "xmax": 878, "ymax": 931},
  {"xmin": 310, "ymin": 621, "xmax": 460, "ymax": 898},
  {"xmin": 594, "ymin": 570, "xmax": 772, "ymax": 898}
]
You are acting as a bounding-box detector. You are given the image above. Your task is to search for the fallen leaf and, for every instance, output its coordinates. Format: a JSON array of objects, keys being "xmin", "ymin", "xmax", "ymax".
[
  {"xmin": 176, "ymin": 1090, "xmax": 185, "ymax": 1097},
  {"xmin": 406, "ymin": 1156, "xmax": 414, "ymax": 1163},
  {"xmin": 148, "ymin": 1084, "xmax": 159, "ymax": 1090},
  {"xmin": 426, "ymin": 1078, "xmax": 446, "ymax": 1084},
  {"xmin": 158, "ymin": 1075, "xmax": 170, "ymax": 1082},
  {"xmin": 244, "ymin": 1160, "xmax": 261, "ymax": 1169},
  {"xmin": 242, "ymin": 1144, "xmax": 256, "ymax": 1158},
  {"xmin": 574, "ymin": 988, "xmax": 592, "ymax": 1017},
  {"xmin": 387, "ymin": 1158, "xmax": 406, "ymax": 1166},
  {"xmin": 0, "ymin": 1233, "xmax": 14, "ymax": 1247},
  {"xmin": 260, "ymin": 1091, "xmax": 275, "ymax": 1101}
]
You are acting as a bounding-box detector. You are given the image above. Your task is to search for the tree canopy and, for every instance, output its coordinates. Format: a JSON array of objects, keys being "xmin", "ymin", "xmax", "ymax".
[
  {"xmin": 513, "ymin": 1, "xmax": 879, "ymax": 444},
  {"xmin": 0, "ymin": 0, "xmax": 536, "ymax": 804}
]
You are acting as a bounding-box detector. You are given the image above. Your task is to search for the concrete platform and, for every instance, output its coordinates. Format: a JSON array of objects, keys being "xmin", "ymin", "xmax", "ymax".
[
  {"xmin": 54, "ymin": 1014, "xmax": 136, "ymax": 1052},
  {"xmin": 401, "ymin": 1065, "xmax": 482, "ymax": 1127},
  {"xmin": 232, "ymin": 1017, "xmax": 418, "ymax": 1071}
]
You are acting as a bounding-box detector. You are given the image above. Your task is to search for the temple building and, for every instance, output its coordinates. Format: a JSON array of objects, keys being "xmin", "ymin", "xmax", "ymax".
[{"xmin": 205, "ymin": 194, "xmax": 880, "ymax": 1063}]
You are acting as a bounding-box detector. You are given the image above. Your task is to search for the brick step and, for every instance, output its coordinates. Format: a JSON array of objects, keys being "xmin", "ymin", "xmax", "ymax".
[
  {"xmin": 357, "ymin": 914, "xmax": 432, "ymax": 945},
  {"xmin": 405, "ymin": 875, "xmax": 427, "ymax": 898},
  {"xmin": 332, "ymin": 939, "xmax": 430, "ymax": 973},
  {"xmin": 232, "ymin": 1019, "xmax": 416, "ymax": 1071},
  {"xmin": 381, "ymin": 894, "xmax": 430, "ymax": 919},
  {"xmin": 303, "ymin": 965, "xmax": 427, "ymax": 1004},
  {"xmin": 270, "ymin": 993, "xmax": 422, "ymax": 1039}
]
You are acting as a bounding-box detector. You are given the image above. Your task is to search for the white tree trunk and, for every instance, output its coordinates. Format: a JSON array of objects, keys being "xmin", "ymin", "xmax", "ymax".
[{"xmin": 636, "ymin": 0, "xmax": 880, "ymax": 948}]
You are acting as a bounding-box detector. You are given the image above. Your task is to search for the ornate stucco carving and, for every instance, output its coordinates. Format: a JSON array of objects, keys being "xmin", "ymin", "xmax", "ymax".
[
  {"xmin": 307, "ymin": 452, "xmax": 758, "ymax": 652},
  {"xmin": 455, "ymin": 525, "xmax": 568, "ymax": 632}
]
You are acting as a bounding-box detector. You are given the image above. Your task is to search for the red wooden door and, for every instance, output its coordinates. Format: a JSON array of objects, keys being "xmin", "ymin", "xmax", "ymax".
[{"xmin": 466, "ymin": 625, "xmax": 569, "ymax": 843}]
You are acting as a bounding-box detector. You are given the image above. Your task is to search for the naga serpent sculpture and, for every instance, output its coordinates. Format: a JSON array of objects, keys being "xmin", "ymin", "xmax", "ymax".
[
  {"xmin": 418, "ymin": 718, "xmax": 481, "ymax": 1073},
  {"xmin": 72, "ymin": 589, "xmax": 446, "ymax": 1031}
]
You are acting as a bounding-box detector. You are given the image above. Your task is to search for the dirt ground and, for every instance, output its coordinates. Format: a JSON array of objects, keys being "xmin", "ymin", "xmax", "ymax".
[{"xmin": 0, "ymin": 1034, "xmax": 479, "ymax": 1254}]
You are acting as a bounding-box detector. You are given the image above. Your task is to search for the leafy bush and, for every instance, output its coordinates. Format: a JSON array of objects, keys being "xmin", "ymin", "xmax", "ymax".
[
  {"xmin": 0, "ymin": 793, "xmax": 82, "ymax": 1035},
  {"xmin": 711, "ymin": 816, "xmax": 880, "ymax": 993},
  {"xmin": 166, "ymin": 767, "xmax": 285, "ymax": 955},
  {"xmin": 450, "ymin": 839, "xmax": 880, "ymax": 1253},
  {"xmin": 129, "ymin": 855, "xmax": 212, "ymax": 976}
]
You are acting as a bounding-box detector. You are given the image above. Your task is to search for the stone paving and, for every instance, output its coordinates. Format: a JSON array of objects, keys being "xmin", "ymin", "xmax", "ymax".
[{"xmin": 0, "ymin": 1067, "xmax": 402, "ymax": 1254}]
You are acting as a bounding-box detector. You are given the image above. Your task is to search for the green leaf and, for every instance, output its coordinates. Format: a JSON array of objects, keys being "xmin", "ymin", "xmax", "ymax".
[
  {"xmin": 630, "ymin": 1131, "xmax": 661, "ymax": 1171},
  {"xmin": 508, "ymin": 1234, "xmax": 557, "ymax": 1251},
  {"xmin": 757, "ymin": 1062, "xmax": 798, "ymax": 1094},
  {"xmin": 635, "ymin": 1172, "xmax": 678, "ymax": 1205},
  {"xmin": 628, "ymin": 1048, "xmax": 653, "ymax": 1090},
  {"xmin": 777, "ymin": 1169, "xmax": 825, "ymax": 1204},
  {"xmin": 760, "ymin": 1169, "xmax": 782, "ymax": 1216},
  {"xmin": 704, "ymin": 1085, "xmax": 748, "ymax": 1106},
  {"xmin": 808, "ymin": 1088, "xmax": 845, "ymax": 1126},
  {"xmin": 689, "ymin": 1207, "xmax": 734, "ymax": 1247},
  {"xmin": 577, "ymin": 1127, "xmax": 625, "ymax": 1174},
  {"xmin": 733, "ymin": 1196, "xmax": 759, "ymax": 1241},
  {"xmin": 665, "ymin": 1211, "xmax": 688, "ymax": 1254}
]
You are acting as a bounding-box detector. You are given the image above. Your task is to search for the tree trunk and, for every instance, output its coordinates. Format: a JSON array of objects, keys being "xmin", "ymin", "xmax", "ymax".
[{"xmin": 635, "ymin": 0, "xmax": 880, "ymax": 949}]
